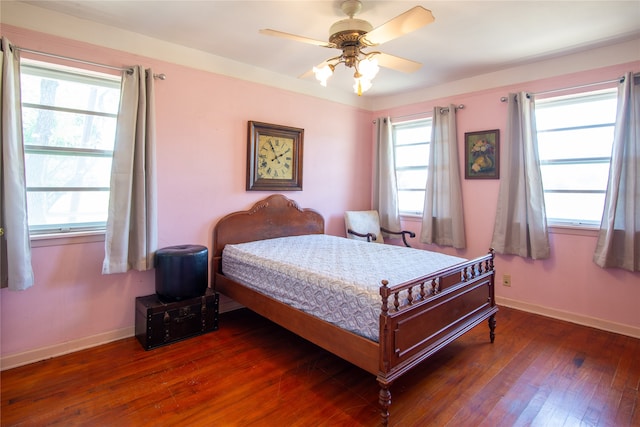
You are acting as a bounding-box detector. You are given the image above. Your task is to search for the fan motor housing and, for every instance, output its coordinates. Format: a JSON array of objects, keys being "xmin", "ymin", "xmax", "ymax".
[{"xmin": 329, "ymin": 18, "xmax": 372, "ymax": 47}]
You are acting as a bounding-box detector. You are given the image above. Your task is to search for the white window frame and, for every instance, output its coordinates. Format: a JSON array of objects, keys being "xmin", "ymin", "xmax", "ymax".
[
  {"xmin": 392, "ymin": 118, "xmax": 432, "ymax": 216},
  {"xmin": 534, "ymin": 88, "xmax": 617, "ymax": 229},
  {"xmin": 20, "ymin": 59, "xmax": 121, "ymax": 237}
]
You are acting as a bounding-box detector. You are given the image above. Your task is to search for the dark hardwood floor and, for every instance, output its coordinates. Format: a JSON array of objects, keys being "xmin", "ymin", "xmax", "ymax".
[{"xmin": 2, "ymin": 306, "xmax": 638, "ymax": 426}]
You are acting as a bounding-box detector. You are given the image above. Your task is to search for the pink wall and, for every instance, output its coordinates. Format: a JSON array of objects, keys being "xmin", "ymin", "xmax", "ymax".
[
  {"xmin": 1, "ymin": 26, "xmax": 373, "ymax": 357},
  {"xmin": 376, "ymin": 63, "xmax": 640, "ymax": 334},
  {"xmin": 1, "ymin": 25, "xmax": 638, "ymax": 362}
]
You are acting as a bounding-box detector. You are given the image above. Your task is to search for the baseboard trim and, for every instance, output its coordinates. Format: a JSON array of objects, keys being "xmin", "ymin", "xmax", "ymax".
[
  {"xmin": 1, "ymin": 327, "xmax": 134, "ymax": 371},
  {"xmin": 496, "ymin": 296, "xmax": 640, "ymax": 339},
  {"xmin": 1, "ymin": 296, "xmax": 245, "ymax": 371}
]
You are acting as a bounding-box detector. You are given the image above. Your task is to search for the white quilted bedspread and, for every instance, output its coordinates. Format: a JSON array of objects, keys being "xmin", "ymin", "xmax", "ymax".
[{"xmin": 221, "ymin": 234, "xmax": 465, "ymax": 342}]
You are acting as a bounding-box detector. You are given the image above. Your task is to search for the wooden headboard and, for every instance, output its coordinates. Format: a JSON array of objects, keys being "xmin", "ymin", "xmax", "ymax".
[{"xmin": 212, "ymin": 194, "xmax": 324, "ymax": 276}]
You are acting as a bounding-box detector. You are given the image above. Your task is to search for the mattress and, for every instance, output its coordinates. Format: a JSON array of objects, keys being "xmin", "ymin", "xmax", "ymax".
[{"xmin": 221, "ymin": 234, "xmax": 465, "ymax": 342}]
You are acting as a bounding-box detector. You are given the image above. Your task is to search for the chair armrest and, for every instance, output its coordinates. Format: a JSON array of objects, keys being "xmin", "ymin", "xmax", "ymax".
[
  {"xmin": 380, "ymin": 227, "xmax": 416, "ymax": 247},
  {"xmin": 347, "ymin": 229, "xmax": 377, "ymax": 242}
]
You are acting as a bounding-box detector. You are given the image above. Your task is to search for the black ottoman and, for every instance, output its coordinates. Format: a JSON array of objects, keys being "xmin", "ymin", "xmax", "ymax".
[{"xmin": 155, "ymin": 244, "xmax": 208, "ymax": 301}]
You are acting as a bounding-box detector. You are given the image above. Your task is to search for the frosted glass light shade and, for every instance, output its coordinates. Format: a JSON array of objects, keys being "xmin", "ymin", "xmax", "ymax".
[{"xmin": 313, "ymin": 64, "xmax": 334, "ymax": 87}]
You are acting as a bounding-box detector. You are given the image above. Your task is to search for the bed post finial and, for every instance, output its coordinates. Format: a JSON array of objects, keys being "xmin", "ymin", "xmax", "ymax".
[
  {"xmin": 380, "ymin": 280, "xmax": 390, "ymax": 314},
  {"xmin": 488, "ymin": 248, "xmax": 495, "ymax": 271}
]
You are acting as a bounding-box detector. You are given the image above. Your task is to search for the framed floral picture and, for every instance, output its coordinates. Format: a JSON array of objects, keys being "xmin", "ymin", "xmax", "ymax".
[{"xmin": 464, "ymin": 129, "xmax": 500, "ymax": 179}]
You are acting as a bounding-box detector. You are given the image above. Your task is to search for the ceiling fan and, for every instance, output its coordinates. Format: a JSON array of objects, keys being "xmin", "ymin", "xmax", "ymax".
[{"xmin": 259, "ymin": 0, "xmax": 435, "ymax": 95}]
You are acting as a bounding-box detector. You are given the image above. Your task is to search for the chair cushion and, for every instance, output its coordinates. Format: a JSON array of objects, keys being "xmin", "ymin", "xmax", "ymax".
[{"xmin": 344, "ymin": 210, "xmax": 384, "ymax": 243}]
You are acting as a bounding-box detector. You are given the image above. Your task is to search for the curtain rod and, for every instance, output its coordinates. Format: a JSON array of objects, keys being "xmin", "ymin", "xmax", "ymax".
[
  {"xmin": 390, "ymin": 104, "xmax": 465, "ymax": 121},
  {"xmin": 14, "ymin": 45, "xmax": 166, "ymax": 80},
  {"xmin": 499, "ymin": 74, "xmax": 635, "ymax": 102}
]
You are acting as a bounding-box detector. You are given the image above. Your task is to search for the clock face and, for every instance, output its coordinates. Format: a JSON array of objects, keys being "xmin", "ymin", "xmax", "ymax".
[
  {"xmin": 247, "ymin": 121, "xmax": 303, "ymax": 191},
  {"xmin": 257, "ymin": 135, "xmax": 294, "ymax": 180}
]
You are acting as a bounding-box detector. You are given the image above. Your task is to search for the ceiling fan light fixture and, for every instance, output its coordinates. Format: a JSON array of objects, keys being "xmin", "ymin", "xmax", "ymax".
[
  {"xmin": 359, "ymin": 57, "xmax": 379, "ymax": 80},
  {"xmin": 353, "ymin": 76, "xmax": 373, "ymax": 96},
  {"xmin": 351, "ymin": 56, "xmax": 378, "ymax": 95},
  {"xmin": 313, "ymin": 63, "xmax": 335, "ymax": 87}
]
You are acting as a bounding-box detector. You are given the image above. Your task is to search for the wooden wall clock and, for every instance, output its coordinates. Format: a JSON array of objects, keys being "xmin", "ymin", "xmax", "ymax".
[{"xmin": 246, "ymin": 121, "xmax": 304, "ymax": 191}]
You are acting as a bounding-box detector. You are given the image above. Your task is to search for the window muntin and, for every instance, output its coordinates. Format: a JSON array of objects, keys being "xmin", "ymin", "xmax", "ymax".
[
  {"xmin": 535, "ymin": 89, "xmax": 617, "ymax": 227},
  {"xmin": 393, "ymin": 119, "xmax": 432, "ymax": 215},
  {"xmin": 21, "ymin": 61, "xmax": 121, "ymax": 234}
]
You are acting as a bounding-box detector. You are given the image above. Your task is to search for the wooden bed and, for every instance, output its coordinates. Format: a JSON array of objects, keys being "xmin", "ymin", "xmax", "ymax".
[{"xmin": 212, "ymin": 194, "xmax": 497, "ymax": 425}]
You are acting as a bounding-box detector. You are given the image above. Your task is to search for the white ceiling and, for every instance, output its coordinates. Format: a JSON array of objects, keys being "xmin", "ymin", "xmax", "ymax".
[{"xmin": 13, "ymin": 1, "xmax": 640, "ymax": 100}]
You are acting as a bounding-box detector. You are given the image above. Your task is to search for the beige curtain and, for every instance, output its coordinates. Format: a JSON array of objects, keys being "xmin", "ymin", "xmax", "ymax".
[
  {"xmin": 0, "ymin": 38, "xmax": 34, "ymax": 290},
  {"xmin": 420, "ymin": 105, "xmax": 466, "ymax": 248},
  {"xmin": 593, "ymin": 72, "xmax": 639, "ymax": 271},
  {"xmin": 373, "ymin": 117, "xmax": 401, "ymax": 232},
  {"xmin": 102, "ymin": 66, "xmax": 158, "ymax": 274},
  {"xmin": 491, "ymin": 92, "xmax": 550, "ymax": 259}
]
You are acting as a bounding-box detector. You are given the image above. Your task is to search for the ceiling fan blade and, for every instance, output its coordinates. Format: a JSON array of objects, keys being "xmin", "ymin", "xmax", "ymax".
[
  {"xmin": 259, "ymin": 29, "xmax": 336, "ymax": 48},
  {"xmin": 361, "ymin": 6, "xmax": 435, "ymax": 46},
  {"xmin": 374, "ymin": 52, "xmax": 422, "ymax": 73},
  {"xmin": 298, "ymin": 67, "xmax": 317, "ymax": 80}
]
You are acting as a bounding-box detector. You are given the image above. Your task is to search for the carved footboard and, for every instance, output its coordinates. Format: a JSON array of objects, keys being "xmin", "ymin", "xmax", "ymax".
[{"xmin": 376, "ymin": 250, "xmax": 497, "ymax": 425}]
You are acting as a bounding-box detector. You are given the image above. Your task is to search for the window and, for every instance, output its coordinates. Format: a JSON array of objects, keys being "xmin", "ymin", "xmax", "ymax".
[
  {"xmin": 535, "ymin": 89, "xmax": 617, "ymax": 227},
  {"xmin": 20, "ymin": 61, "xmax": 121, "ymax": 235},
  {"xmin": 393, "ymin": 119, "xmax": 432, "ymax": 215}
]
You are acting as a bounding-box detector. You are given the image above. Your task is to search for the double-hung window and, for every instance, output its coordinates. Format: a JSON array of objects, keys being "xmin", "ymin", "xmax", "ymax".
[
  {"xmin": 535, "ymin": 88, "xmax": 617, "ymax": 227},
  {"xmin": 20, "ymin": 61, "xmax": 121, "ymax": 235},
  {"xmin": 392, "ymin": 119, "xmax": 432, "ymax": 215}
]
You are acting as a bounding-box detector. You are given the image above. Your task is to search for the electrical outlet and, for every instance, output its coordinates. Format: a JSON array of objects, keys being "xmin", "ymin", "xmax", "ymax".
[{"xmin": 502, "ymin": 274, "xmax": 511, "ymax": 287}]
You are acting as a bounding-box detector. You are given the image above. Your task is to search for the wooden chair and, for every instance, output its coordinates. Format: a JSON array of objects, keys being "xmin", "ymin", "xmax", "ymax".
[{"xmin": 344, "ymin": 210, "xmax": 415, "ymax": 247}]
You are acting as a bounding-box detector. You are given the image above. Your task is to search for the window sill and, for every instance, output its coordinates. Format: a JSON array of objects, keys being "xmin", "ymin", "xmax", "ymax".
[
  {"xmin": 401, "ymin": 214, "xmax": 599, "ymax": 238},
  {"xmin": 31, "ymin": 230, "xmax": 105, "ymax": 248},
  {"xmin": 400, "ymin": 214, "xmax": 422, "ymax": 222},
  {"xmin": 548, "ymin": 224, "xmax": 599, "ymax": 237}
]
